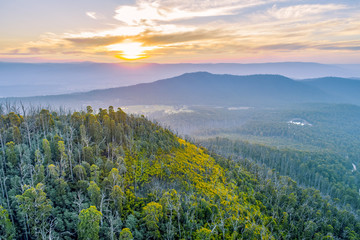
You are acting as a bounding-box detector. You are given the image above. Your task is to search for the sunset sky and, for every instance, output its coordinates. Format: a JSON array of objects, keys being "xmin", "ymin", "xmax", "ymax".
[{"xmin": 1, "ymin": 0, "xmax": 359, "ymax": 63}]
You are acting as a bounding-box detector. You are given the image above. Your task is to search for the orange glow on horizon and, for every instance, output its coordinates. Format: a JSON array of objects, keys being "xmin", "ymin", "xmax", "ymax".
[
  {"xmin": 106, "ymin": 41, "xmax": 158, "ymax": 60},
  {"xmin": 115, "ymin": 55, "xmax": 149, "ymax": 61}
]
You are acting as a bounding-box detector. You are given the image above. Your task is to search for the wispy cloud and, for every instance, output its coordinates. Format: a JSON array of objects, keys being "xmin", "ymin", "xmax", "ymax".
[
  {"xmin": 113, "ymin": 0, "xmax": 267, "ymax": 25},
  {"xmin": 86, "ymin": 12, "xmax": 98, "ymax": 20},
  {"xmin": 137, "ymin": 29, "xmax": 230, "ymax": 46},
  {"xmin": 267, "ymin": 4, "xmax": 347, "ymax": 20},
  {"xmin": 1, "ymin": 0, "xmax": 359, "ymax": 63},
  {"xmin": 65, "ymin": 36, "xmax": 127, "ymax": 47}
]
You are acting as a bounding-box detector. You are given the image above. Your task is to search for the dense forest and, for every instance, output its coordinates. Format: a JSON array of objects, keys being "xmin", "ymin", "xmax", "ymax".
[
  {"xmin": 0, "ymin": 106, "xmax": 359, "ymax": 239},
  {"xmin": 202, "ymin": 138, "xmax": 360, "ymax": 213},
  {"xmin": 214, "ymin": 104, "xmax": 360, "ymax": 157},
  {"xmin": 153, "ymin": 104, "xmax": 360, "ymax": 158}
]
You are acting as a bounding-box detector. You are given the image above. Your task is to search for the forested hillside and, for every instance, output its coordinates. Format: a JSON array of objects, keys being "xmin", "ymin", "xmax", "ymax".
[
  {"xmin": 202, "ymin": 138, "xmax": 360, "ymax": 212},
  {"xmin": 304, "ymin": 78, "xmax": 360, "ymax": 105},
  {"xmin": 0, "ymin": 106, "xmax": 359, "ymax": 239},
  {"xmin": 151, "ymin": 104, "xmax": 360, "ymax": 158}
]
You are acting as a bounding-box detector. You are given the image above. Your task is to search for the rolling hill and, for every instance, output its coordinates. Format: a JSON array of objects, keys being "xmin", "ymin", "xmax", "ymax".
[
  {"xmin": 304, "ymin": 77, "xmax": 360, "ymax": 105},
  {"xmin": 3, "ymin": 72, "xmax": 343, "ymax": 108},
  {"xmin": 1, "ymin": 61, "xmax": 360, "ymax": 97}
]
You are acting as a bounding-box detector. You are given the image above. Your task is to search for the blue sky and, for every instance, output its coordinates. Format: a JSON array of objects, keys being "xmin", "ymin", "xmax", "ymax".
[{"xmin": 0, "ymin": 0, "xmax": 359, "ymax": 63}]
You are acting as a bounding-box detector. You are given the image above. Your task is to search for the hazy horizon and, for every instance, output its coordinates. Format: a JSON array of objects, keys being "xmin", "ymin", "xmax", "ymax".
[
  {"xmin": 1, "ymin": 59, "xmax": 360, "ymax": 65},
  {"xmin": 1, "ymin": 61, "xmax": 360, "ymax": 98}
]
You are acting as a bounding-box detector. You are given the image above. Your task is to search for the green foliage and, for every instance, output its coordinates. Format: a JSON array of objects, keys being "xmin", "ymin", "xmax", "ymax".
[
  {"xmin": 48, "ymin": 164, "xmax": 59, "ymax": 178},
  {"xmin": 78, "ymin": 206, "xmax": 102, "ymax": 240},
  {"xmin": 202, "ymin": 144, "xmax": 360, "ymax": 239},
  {"xmin": 83, "ymin": 146, "xmax": 94, "ymax": 164},
  {"xmin": 90, "ymin": 164, "xmax": 100, "ymax": 183},
  {"xmin": 42, "ymin": 138, "xmax": 52, "ymax": 164},
  {"xmin": 0, "ymin": 205, "xmax": 15, "ymax": 239},
  {"xmin": 143, "ymin": 202, "xmax": 163, "ymax": 239},
  {"xmin": 74, "ymin": 164, "xmax": 87, "ymax": 181},
  {"xmin": 204, "ymin": 137, "xmax": 360, "ymax": 210},
  {"xmin": 195, "ymin": 227, "xmax": 212, "ymax": 240},
  {"xmin": 0, "ymin": 106, "xmax": 358, "ymax": 239},
  {"xmin": 16, "ymin": 183, "xmax": 52, "ymax": 238},
  {"xmin": 87, "ymin": 181, "xmax": 101, "ymax": 207},
  {"xmin": 5, "ymin": 141, "xmax": 17, "ymax": 167},
  {"xmin": 119, "ymin": 228, "xmax": 133, "ymax": 240},
  {"xmin": 110, "ymin": 185, "xmax": 124, "ymax": 214}
]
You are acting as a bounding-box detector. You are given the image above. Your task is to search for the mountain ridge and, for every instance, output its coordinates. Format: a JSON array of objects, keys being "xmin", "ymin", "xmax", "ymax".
[
  {"xmin": 2, "ymin": 71, "xmax": 348, "ymax": 108},
  {"xmin": 303, "ymin": 77, "xmax": 360, "ymax": 105},
  {"xmin": 1, "ymin": 61, "xmax": 360, "ymax": 97}
]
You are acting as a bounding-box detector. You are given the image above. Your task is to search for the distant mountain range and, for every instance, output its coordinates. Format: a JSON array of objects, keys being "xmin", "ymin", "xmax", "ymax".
[
  {"xmin": 3, "ymin": 72, "xmax": 360, "ymax": 108},
  {"xmin": 303, "ymin": 77, "xmax": 360, "ymax": 105},
  {"xmin": 1, "ymin": 61, "xmax": 360, "ymax": 97}
]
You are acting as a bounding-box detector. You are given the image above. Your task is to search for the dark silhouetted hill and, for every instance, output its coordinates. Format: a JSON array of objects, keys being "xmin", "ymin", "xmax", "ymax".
[
  {"xmin": 1, "ymin": 61, "xmax": 359, "ymax": 97},
  {"xmin": 4, "ymin": 72, "xmax": 338, "ymax": 108}
]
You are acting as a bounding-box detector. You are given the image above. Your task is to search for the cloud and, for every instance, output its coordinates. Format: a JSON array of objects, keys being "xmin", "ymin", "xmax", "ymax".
[
  {"xmin": 65, "ymin": 36, "xmax": 127, "ymax": 47},
  {"xmin": 1, "ymin": 0, "xmax": 359, "ymax": 63},
  {"xmin": 314, "ymin": 41, "xmax": 360, "ymax": 51},
  {"xmin": 137, "ymin": 29, "xmax": 231, "ymax": 46},
  {"xmin": 65, "ymin": 26, "xmax": 145, "ymax": 39},
  {"xmin": 86, "ymin": 12, "xmax": 98, "ymax": 19},
  {"xmin": 257, "ymin": 43, "xmax": 308, "ymax": 51},
  {"xmin": 268, "ymin": 4, "xmax": 347, "ymax": 20},
  {"xmin": 113, "ymin": 0, "xmax": 266, "ymax": 26},
  {"xmin": 65, "ymin": 29, "xmax": 225, "ymax": 48}
]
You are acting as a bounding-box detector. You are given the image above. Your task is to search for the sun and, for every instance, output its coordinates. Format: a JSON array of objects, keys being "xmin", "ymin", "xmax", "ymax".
[{"xmin": 106, "ymin": 41, "xmax": 157, "ymax": 60}]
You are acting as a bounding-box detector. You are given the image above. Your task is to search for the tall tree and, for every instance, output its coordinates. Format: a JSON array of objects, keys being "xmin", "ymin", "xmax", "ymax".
[
  {"xmin": 119, "ymin": 228, "xmax": 133, "ymax": 240},
  {"xmin": 87, "ymin": 181, "xmax": 101, "ymax": 208},
  {"xmin": 78, "ymin": 206, "xmax": 102, "ymax": 240},
  {"xmin": 0, "ymin": 205, "xmax": 15, "ymax": 239},
  {"xmin": 16, "ymin": 183, "xmax": 52, "ymax": 239},
  {"xmin": 143, "ymin": 202, "xmax": 163, "ymax": 239}
]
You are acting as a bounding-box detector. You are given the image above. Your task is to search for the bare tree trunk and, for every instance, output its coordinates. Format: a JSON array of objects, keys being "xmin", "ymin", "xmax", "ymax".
[
  {"xmin": 74, "ymin": 191, "xmax": 84, "ymax": 214},
  {"xmin": 21, "ymin": 103, "xmax": 33, "ymax": 149},
  {"xmin": 99, "ymin": 192, "xmax": 107, "ymax": 226},
  {"xmin": 0, "ymin": 122, "xmax": 13, "ymax": 222}
]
